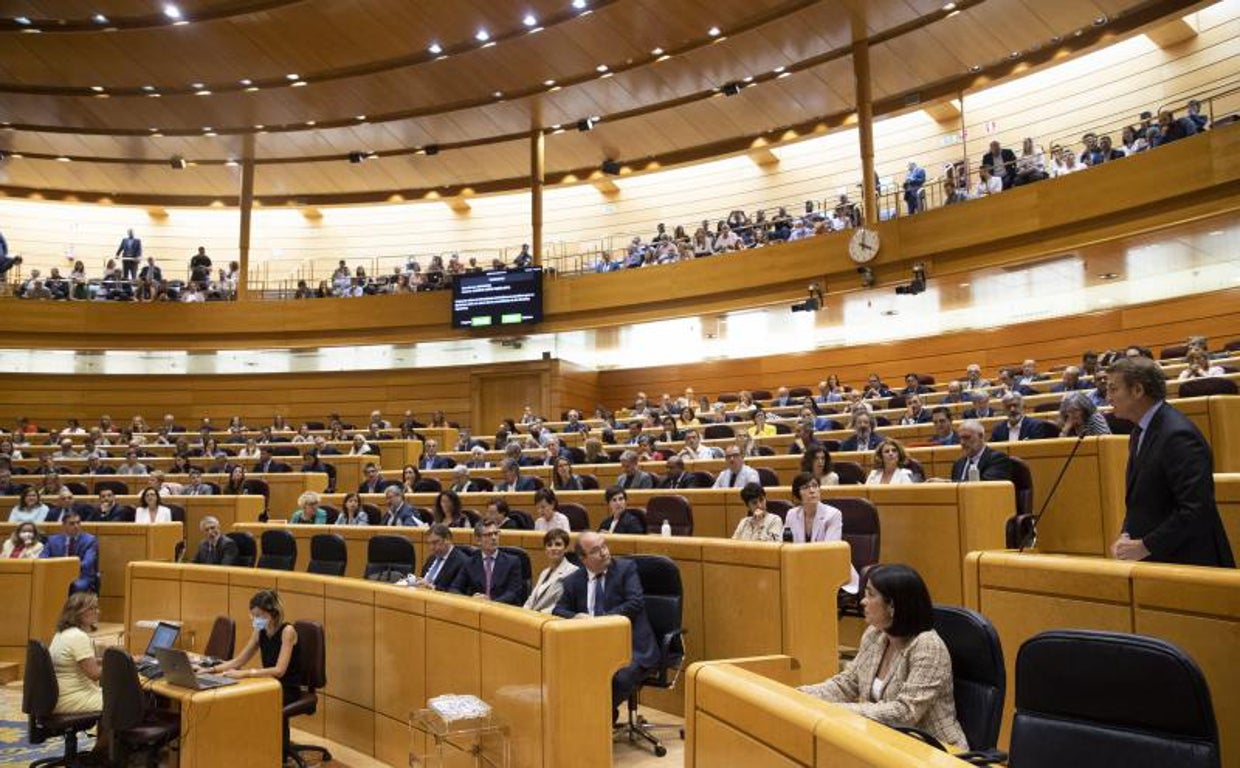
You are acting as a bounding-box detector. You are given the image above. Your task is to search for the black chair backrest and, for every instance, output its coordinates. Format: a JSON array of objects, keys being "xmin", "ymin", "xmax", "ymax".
[
  {"xmin": 629, "ymin": 555, "xmax": 684, "ymax": 666},
  {"xmin": 765, "ymin": 499, "xmax": 793, "ymax": 525},
  {"xmin": 685, "ymin": 470, "xmax": 715, "ymax": 488},
  {"xmin": 578, "ymin": 473, "xmax": 600, "ymax": 490},
  {"xmin": 933, "ymin": 605, "xmax": 1005, "ymax": 752},
  {"xmin": 1105, "ymin": 412, "xmax": 1134, "ymax": 435},
  {"xmin": 257, "ymin": 529, "xmax": 297, "ymax": 571},
  {"xmin": 165, "ymin": 503, "xmax": 185, "ymax": 522},
  {"xmin": 1160, "ymin": 344, "xmax": 1189, "ymax": 360},
  {"xmin": 1179, "ymin": 377, "xmax": 1238, "ymax": 397},
  {"xmin": 789, "ymin": 387, "xmax": 813, "ymax": 399},
  {"xmin": 226, "ymin": 531, "xmax": 257, "ymax": 567},
  {"xmin": 1033, "ymin": 402, "xmax": 1060, "ymax": 413},
  {"xmin": 559, "ymin": 503, "xmax": 591, "ymax": 532},
  {"xmin": 703, "ymin": 424, "xmax": 735, "ymax": 440},
  {"xmin": 508, "ymin": 510, "xmax": 536, "ymax": 530},
  {"xmin": 755, "ymin": 445, "xmax": 776, "ymax": 456},
  {"xmin": 361, "ymin": 502, "xmax": 384, "ymax": 522},
  {"xmin": 63, "ymin": 481, "xmax": 90, "ymax": 495},
  {"xmin": 294, "ymin": 620, "xmax": 327, "ymax": 691},
  {"xmin": 750, "ymin": 389, "xmax": 772, "ymax": 401},
  {"xmin": 756, "ymin": 467, "xmax": 780, "ymax": 488},
  {"xmin": 645, "ymin": 495, "xmax": 694, "ymax": 536},
  {"xmin": 307, "ymin": 533, "xmax": 348, "ymax": 576},
  {"xmin": 413, "ymin": 478, "xmax": 442, "ymax": 493},
  {"xmin": 1008, "ymin": 455, "xmax": 1034, "ymax": 517},
  {"xmin": 241, "ymin": 478, "xmax": 271, "ymax": 508},
  {"xmin": 832, "ymin": 497, "xmax": 880, "ymax": 575},
  {"xmin": 204, "ymin": 615, "xmax": 236, "ymax": 659},
  {"xmin": 833, "ymin": 461, "xmax": 865, "ymax": 485},
  {"xmin": 93, "ymin": 479, "xmax": 129, "ymax": 496},
  {"xmin": 22, "ymin": 640, "xmax": 59, "ymax": 723},
  {"xmin": 470, "ymin": 476, "xmax": 495, "ymax": 492},
  {"xmin": 500, "ymin": 546, "xmax": 532, "ymax": 602},
  {"xmin": 101, "ymin": 647, "xmax": 148, "ymax": 733},
  {"xmin": 364, "ymin": 535, "xmax": 415, "ymax": 580},
  {"xmin": 318, "ymin": 505, "xmax": 341, "ymax": 524},
  {"xmin": 1011, "ymin": 630, "xmax": 1219, "ymax": 768},
  {"xmin": 888, "ymin": 394, "xmax": 907, "ymax": 410}
]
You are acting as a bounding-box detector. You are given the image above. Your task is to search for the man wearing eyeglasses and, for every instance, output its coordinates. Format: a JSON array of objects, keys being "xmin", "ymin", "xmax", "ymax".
[{"xmin": 713, "ymin": 447, "xmax": 760, "ymax": 489}]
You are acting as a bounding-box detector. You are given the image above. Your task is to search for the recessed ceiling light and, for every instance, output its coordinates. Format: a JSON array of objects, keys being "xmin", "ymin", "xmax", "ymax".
[
  {"xmin": 254, "ymin": 124, "xmax": 265, "ymax": 129},
  {"xmin": 142, "ymin": 85, "xmax": 156, "ymax": 91},
  {"xmin": 958, "ymin": 282, "xmax": 970, "ymax": 287},
  {"xmin": 942, "ymin": 2, "xmax": 956, "ymax": 10},
  {"xmin": 225, "ymin": 159, "xmax": 239, "ymax": 167},
  {"xmin": 551, "ymin": 124, "xmax": 562, "ymax": 130},
  {"xmin": 596, "ymin": 64, "xmax": 608, "ymax": 72},
  {"xmin": 93, "ymin": 13, "xmax": 108, "ymax": 23},
  {"xmin": 202, "ymin": 126, "xmax": 213, "ymax": 131},
  {"xmin": 777, "ymin": 71, "xmax": 790, "ymax": 79},
  {"xmin": 244, "ymin": 86, "xmax": 259, "ymax": 92},
  {"xmin": 493, "ymin": 90, "xmax": 504, "ymax": 98},
  {"xmin": 1093, "ymin": 15, "xmax": 1108, "ymax": 26},
  {"xmin": 427, "ymin": 42, "xmax": 442, "ymax": 55},
  {"xmin": 707, "ymin": 26, "xmax": 721, "ymax": 36},
  {"xmin": 90, "ymin": 85, "xmax": 105, "ymax": 92},
  {"xmin": 543, "ymin": 79, "xmax": 556, "ymax": 86},
  {"xmin": 56, "ymin": 156, "xmax": 72, "ymax": 162},
  {"xmin": 355, "ymin": 115, "xmax": 366, "ymax": 120},
  {"xmin": 191, "ymin": 82, "xmax": 204, "ymax": 88},
  {"xmin": 774, "ymin": 65, "xmax": 786, "ymax": 73},
  {"xmin": 149, "ymin": 127, "xmax": 159, "ymax": 131},
  {"xmin": 527, "ymin": 26, "xmax": 543, "ymax": 33},
  {"xmin": 14, "ymin": 16, "xmax": 31, "ymax": 24},
  {"xmin": 481, "ymin": 41, "xmax": 496, "ymax": 48},
  {"xmin": 1209, "ymin": 230, "xmax": 1224, "ymax": 236},
  {"xmin": 286, "ymin": 74, "xmax": 299, "ymax": 81},
  {"xmin": 655, "ymin": 54, "xmax": 670, "ymax": 62},
  {"xmin": 163, "ymin": 4, "xmax": 182, "ymax": 20},
  {"xmin": 291, "ymin": 80, "xmax": 307, "ymax": 87},
  {"xmin": 147, "ymin": 92, "xmax": 161, "ymax": 98},
  {"xmin": 549, "ymin": 85, "xmax": 561, "ymax": 92},
  {"xmin": 651, "ymin": 47, "xmax": 664, "ymax": 56},
  {"xmin": 203, "ymin": 131, "xmax": 217, "ymax": 137},
  {"xmin": 474, "ymin": 29, "xmax": 489, "ymax": 42},
  {"xmin": 970, "ymin": 64, "xmax": 982, "ymax": 72},
  {"xmin": 8, "ymin": 153, "xmax": 21, "ymax": 158},
  {"xmin": 306, "ymin": 120, "xmax": 316, "ymax": 126},
  {"xmin": 1009, "ymin": 51, "xmax": 1021, "ymax": 59},
  {"xmin": 523, "ymin": 13, "xmax": 537, "ymax": 26},
  {"xmin": 742, "ymin": 75, "xmax": 754, "ymax": 82},
  {"xmin": 238, "ymin": 79, "xmax": 251, "ymax": 86},
  {"xmin": 195, "ymin": 89, "xmax": 211, "ymax": 96},
  {"xmin": 572, "ymin": 0, "xmax": 587, "ymax": 8}
]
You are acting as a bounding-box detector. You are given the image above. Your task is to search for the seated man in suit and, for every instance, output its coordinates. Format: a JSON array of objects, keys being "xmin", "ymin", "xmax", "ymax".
[
  {"xmin": 182, "ymin": 466, "xmax": 215, "ymax": 495},
  {"xmin": 1107, "ymin": 356, "xmax": 1234, "ymax": 567},
  {"xmin": 899, "ymin": 394, "xmax": 931, "ymax": 425},
  {"xmin": 962, "ymin": 390, "xmax": 996, "ymax": 420},
  {"xmin": 402, "ymin": 523, "xmax": 469, "ymax": 589},
  {"xmin": 313, "ymin": 435, "xmax": 342, "ymax": 456},
  {"xmin": 712, "ymin": 446, "xmax": 761, "ymax": 489},
  {"xmin": 82, "ymin": 454, "xmax": 115, "ymax": 476},
  {"xmin": 615, "ymin": 450, "xmax": 654, "ymax": 490},
  {"xmin": 449, "ymin": 522, "xmax": 526, "ymax": 606},
  {"xmin": 191, "ymin": 515, "xmax": 239, "ymax": 565},
  {"xmin": 418, "ymin": 439, "xmax": 454, "ymax": 470},
  {"xmin": 949, "ymin": 419, "xmax": 1012, "ymax": 482},
  {"xmin": 448, "ymin": 465, "xmax": 478, "ymax": 494},
  {"xmin": 252, "ymin": 446, "xmax": 291, "ymax": 473},
  {"xmin": 484, "ymin": 498, "xmax": 526, "ymax": 530},
  {"xmin": 658, "ymin": 455, "xmax": 693, "ymax": 489},
  {"xmin": 377, "ymin": 485, "xmax": 424, "ymax": 527},
  {"xmin": 598, "ymin": 486, "xmax": 647, "ymax": 535},
  {"xmin": 88, "ymin": 487, "xmax": 131, "ymax": 522},
  {"xmin": 990, "ymin": 393, "xmax": 1050, "ymax": 442},
  {"xmin": 839, "ymin": 412, "xmax": 883, "ymax": 452},
  {"xmin": 494, "ymin": 458, "xmax": 537, "ymax": 492},
  {"xmin": 39, "ymin": 510, "xmax": 99, "ymax": 593},
  {"xmin": 554, "ymin": 531, "xmax": 659, "ymax": 723},
  {"xmin": 899, "ymin": 373, "xmax": 933, "ymax": 396},
  {"xmin": 1050, "ymin": 365, "xmax": 1085, "ymax": 393},
  {"xmin": 941, "ymin": 380, "xmax": 965, "ymax": 404},
  {"xmin": 928, "ymin": 407, "xmax": 958, "ymax": 446},
  {"xmin": 357, "ymin": 462, "xmax": 388, "ymax": 494}
]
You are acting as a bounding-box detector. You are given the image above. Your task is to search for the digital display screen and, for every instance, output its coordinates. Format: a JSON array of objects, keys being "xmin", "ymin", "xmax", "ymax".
[{"xmin": 452, "ymin": 267, "xmax": 543, "ymax": 329}]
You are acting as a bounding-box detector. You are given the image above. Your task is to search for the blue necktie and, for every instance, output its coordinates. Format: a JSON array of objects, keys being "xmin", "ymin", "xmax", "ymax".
[{"xmin": 592, "ymin": 575, "xmax": 605, "ymax": 616}]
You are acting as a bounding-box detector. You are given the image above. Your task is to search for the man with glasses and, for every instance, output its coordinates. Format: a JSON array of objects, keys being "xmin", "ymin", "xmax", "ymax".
[
  {"xmin": 358, "ymin": 462, "xmax": 386, "ymax": 494},
  {"xmin": 554, "ymin": 531, "xmax": 659, "ymax": 725},
  {"xmin": 713, "ymin": 446, "xmax": 760, "ymax": 489},
  {"xmin": 191, "ymin": 516, "xmax": 239, "ymax": 566},
  {"xmin": 449, "ymin": 522, "xmax": 525, "ymax": 606},
  {"xmin": 404, "ymin": 524, "xmax": 468, "ymax": 590},
  {"xmin": 40, "ymin": 510, "xmax": 99, "ymax": 593}
]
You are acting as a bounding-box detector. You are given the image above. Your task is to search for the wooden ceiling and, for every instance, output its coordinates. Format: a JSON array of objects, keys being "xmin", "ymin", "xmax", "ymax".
[{"xmin": 0, "ymin": 0, "xmax": 1207, "ymax": 202}]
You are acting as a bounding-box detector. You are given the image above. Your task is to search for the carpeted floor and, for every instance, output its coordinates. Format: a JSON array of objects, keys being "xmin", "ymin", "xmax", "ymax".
[{"xmin": 0, "ymin": 681, "xmax": 96, "ymax": 764}]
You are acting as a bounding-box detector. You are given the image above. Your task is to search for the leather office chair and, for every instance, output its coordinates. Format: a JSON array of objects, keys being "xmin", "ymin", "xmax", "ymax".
[
  {"xmin": 1033, "ymin": 402, "xmax": 1060, "ymax": 413},
  {"xmin": 789, "ymin": 387, "xmax": 813, "ymax": 399},
  {"xmin": 363, "ymin": 535, "xmax": 415, "ymax": 581},
  {"xmin": 1178, "ymin": 377, "xmax": 1238, "ymax": 397},
  {"xmin": 62, "ymin": 481, "xmax": 90, "ymax": 495},
  {"xmin": 317, "ymin": 504, "xmax": 341, "ymax": 524},
  {"xmin": 101, "ymin": 648, "xmax": 180, "ymax": 767},
  {"xmin": 1159, "ymin": 343, "xmax": 1189, "ymax": 360},
  {"xmin": 716, "ymin": 392, "xmax": 738, "ymax": 403},
  {"xmin": 1008, "ymin": 455, "xmax": 1034, "ymax": 518},
  {"xmin": 285, "ymin": 621, "xmax": 331, "ymax": 768},
  {"xmin": 832, "ymin": 461, "xmax": 865, "ymax": 485},
  {"xmin": 23, "ymin": 640, "xmax": 100, "ymax": 768},
  {"xmin": 241, "ymin": 477, "xmax": 271, "ymax": 513},
  {"xmin": 506, "ymin": 509, "xmax": 535, "ymax": 530},
  {"xmin": 203, "ymin": 615, "xmax": 236, "ymax": 660},
  {"xmin": 559, "ymin": 503, "xmax": 591, "ymax": 531},
  {"xmin": 226, "ymin": 531, "xmax": 257, "ymax": 567},
  {"xmin": 577, "ymin": 473, "xmax": 600, "ymax": 490},
  {"xmin": 92, "ymin": 479, "xmax": 129, "ymax": 496},
  {"xmin": 750, "ymin": 389, "xmax": 772, "ymax": 401},
  {"xmin": 307, "ymin": 533, "xmax": 348, "ymax": 576},
  {"xmin": 888, "ymin": 394, "xmax": 907, "ymax": 410},
  {"xmin": 1105, "ymin": 412, "xmax": 1135, "ymax": 435},
  {"xmin": 257, "ymin": 529, "xmax": 298, "ymax": 571},
  {"xmin": 499, "ymin": 545, "xmax": 533, "ymax": 602},
  {"xmin": 1004, "ymin": 630, "xmax": 1220, "ymax": 768},
  {"xmin": 623, "ymin": 555, "xmax": 686, "ymax": 757},
  {"xmin": 754, "ymin": 445, "xmax": 776, "ymax": 456},
  {"xmin": 833, "ymin": 497, "xmax": 880, "ymax": 617},
  {"xmin": 413, "ymin": 478, "xmax": 442, "ymax": 492},
  {"xmin": 703, "ymin": 424, "xmax": 735, "ymax": 440},
  {"xmin": 165, "ymin": 503, "xmax": 186, "ymax": 523},
  {"xmin": 645, "ymin": 495, "xmax": 694, "ymax": 536},
  {"xmin": 683, "ymin": 471, "xmax": 715, "ymax": 488},
  {"xmin": 470, "ymin": 476, "xmax": 496, "ymax": 492},
  {"xmin": 756, "ymin": 467, "xmax": 780, "ymax": 488}
]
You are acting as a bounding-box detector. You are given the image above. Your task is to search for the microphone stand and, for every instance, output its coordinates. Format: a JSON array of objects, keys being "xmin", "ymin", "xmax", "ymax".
[{"xmin": 1019, "ymin": 432, "xmax": 1087, "ymax": 552}]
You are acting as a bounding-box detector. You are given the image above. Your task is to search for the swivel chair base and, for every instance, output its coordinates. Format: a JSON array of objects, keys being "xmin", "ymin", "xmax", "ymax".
[{"xmin": 287, "ymin": 741, "xmax": 333, "ymax": 767}]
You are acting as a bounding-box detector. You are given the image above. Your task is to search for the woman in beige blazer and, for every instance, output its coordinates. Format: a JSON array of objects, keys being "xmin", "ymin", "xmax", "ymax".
[
  {"xmin": 524, "ymin": 529, "xmax": 580, "ymax": 613},
  {"xmin": 798, "ymin": 564, "xmax": 967, "ymax": 750}
]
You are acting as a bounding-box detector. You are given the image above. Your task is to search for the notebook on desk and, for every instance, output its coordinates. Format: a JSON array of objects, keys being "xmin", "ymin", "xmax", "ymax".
[{"xmin": 152, "ymin": 647, "xmax": 238, "ymax": 691}]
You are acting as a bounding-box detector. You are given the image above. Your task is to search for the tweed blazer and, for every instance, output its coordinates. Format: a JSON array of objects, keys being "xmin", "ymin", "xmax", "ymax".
[{"xmin": 799, "ymin": 625, "xmax": 967, "ymax": 749}]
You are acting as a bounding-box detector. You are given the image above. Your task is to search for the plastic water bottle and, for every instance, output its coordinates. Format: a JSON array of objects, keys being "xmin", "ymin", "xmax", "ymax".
[
  {"xmin": 660, "ymin": 519, "xmax": 672, "ymax": 537},
  {"xmin": 967, "ymin": 464, "xmax": 981, "ymax": 482}
]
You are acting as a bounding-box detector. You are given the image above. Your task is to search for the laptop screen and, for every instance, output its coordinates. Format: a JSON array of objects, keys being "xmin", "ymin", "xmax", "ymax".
[{"xmin": 145, "ymin": 622, "xmax": 180, "ymax": 656}]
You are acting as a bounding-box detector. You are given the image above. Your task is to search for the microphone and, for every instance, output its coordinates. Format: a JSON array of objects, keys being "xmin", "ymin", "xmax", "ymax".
[{"xmin": 1018, "ymin": 432, "xmax": 1087, "ymax": 552}]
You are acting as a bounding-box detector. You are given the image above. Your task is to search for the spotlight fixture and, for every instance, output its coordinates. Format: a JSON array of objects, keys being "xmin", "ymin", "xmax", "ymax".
[
  {"xmin": 791, "ymin": 283, "xmax": 825, "ymax": 313},
  {"xmin": 163, "ymin": 4, "xmax": 182, "ymax": 20},
  {"xmin": 577, "ymin": 116, "xmax": 599, "ymax": 131},
  {"xmin": 348, "ymin": 151, "xmax": 367, "ymax": 164},
  {"xmin": 424, "ymin": 145, "xmax": 440, "ymax": 156},
  {"xmin": 427, "ymin": 42, "xmax": 443, "ymax": 55},
  {"xmin": 707, "ymin": 26, "xmax": 721, "ymax": 36},
  {"xmin": 572, "ymin": 0, "xmax": 587, "ymax": 8},
  {"xmin": 895, "ymin": 263, "xmax": 927, "ymax": 295},
  {"xmin": 721, "ymin": 81, "xmax": 744, "ymax": 96},
  {"xmin": 523, "ymin": 13, "xmax": 537, "ymax": 26},
  {"xmin": 170, "ymin": 156, "xmax": 187, "ymax": 169},
  {"xmin": 857, "ymin": 266, "xmax": 876, "ymax": 288},
  {"xmin": 601, "ymin": 159, "xmax": 621, "ymax": 175}
]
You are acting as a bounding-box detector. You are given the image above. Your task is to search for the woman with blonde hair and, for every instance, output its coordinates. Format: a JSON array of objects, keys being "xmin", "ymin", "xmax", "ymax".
[
  {"xmin": 291, "ymin": 491, "xmax": 328, "ymax": 524},
  {"xmin": 866, "ymin": 440, "xmax": 916, "ymax": 485},
  {"xmin": 3, "ymin": 521, "xmax": 44, "ymax": 558}
]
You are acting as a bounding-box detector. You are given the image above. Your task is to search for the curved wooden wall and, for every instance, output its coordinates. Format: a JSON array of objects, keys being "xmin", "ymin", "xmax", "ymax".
[{"xmin": 0, "ymin": 126, "xmax": 1236, "ymax": 351}]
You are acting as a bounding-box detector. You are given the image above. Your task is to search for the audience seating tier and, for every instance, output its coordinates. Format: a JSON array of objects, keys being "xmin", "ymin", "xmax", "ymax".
[{"xmin": 124, "ymin": 561, "xmax": 631, "ymax": 768}]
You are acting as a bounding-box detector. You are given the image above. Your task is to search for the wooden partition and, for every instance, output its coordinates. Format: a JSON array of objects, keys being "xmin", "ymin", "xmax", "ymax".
[
  {"xmin": 232, "ymin": 523, "xmax": 853, "ymax": 716},
  {"xmin": 1219, "ymin": 474, "xmax": 1240, "ymax": 557},
  {"xmin": 684, "ymin": 657, "xmax": 965, "ymax": 768},
  {"xmin": 0, "ymin": 557, "xmax": 79, "ymax": 674},
  {"xmin": 962, "ymin": 551, "xmax": 1240, "ymax": 764},
  {"xmin": 124, "ymin": 561, "xmax": 630, "ymax": 768}
]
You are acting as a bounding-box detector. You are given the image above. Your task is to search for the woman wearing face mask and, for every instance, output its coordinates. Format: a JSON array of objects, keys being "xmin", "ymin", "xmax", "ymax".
[
  {"xmin": 208, "ymin": 590, "xmax": 302, "ymax": 747},
  {"xmin": 3, "ymin": 521, "xmax": 43, "ymax": 558}
]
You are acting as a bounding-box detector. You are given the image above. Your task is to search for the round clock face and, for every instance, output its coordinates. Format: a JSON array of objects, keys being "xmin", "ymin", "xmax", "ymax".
[{"xmin": 849, "ymin": 228, "xmax": 880, "ymax": 263}]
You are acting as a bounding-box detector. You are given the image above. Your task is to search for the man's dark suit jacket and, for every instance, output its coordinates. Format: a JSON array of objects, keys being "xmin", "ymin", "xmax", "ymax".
[
  {"xmin": 963, "ymin": 408, "xmax": 994, "ymax": 420},
  {"xmin": 951, "ymin": 447, "xmax": 1013, "ymax": 482},
  {"xmin": 419, "ymin": 456, "xmax": 454, "ymax": 470},
  {"xmin": 358, "ymin": 478, "xmax": 389, "ymax": 494},
  {"xmin": 40, "ymin": 533, "xmax": 99, "ymax": 593},
  {"xmin": 192, "ymin": 536, "xmax": 239, "ymax": 566},
  {"xmin": 87, "ymin": 504, "xmax": 132, "ymax": 523},
  {"xmin": 495, "ymin": 475, "xmax": 537, "ymax": 493},
  {"xmin": 839, "ymin": 433, "xmax": 883, "ymax": 452},
  {"xmin": 659, "ymin": 473, "xmax": 695, "ymax": 490},
  {"xmin": 85, "ymin": 466, "xmax": 116, "ymax": 475},
  {"xmin": 252, "ymin": 459, "xmax": 292, "ymax": 473},
  {"xmin": 1124, "ymin": 403, "xmax": 1234, "ymax": 567},
  {"xmin": 990, "ymin": 418, "xmax": 1050, "ymax": 443},
  {"xmin": 419, "ymin": 546, "xmax": 469, "ymax": 590},
  {"xmin": 599, "ymin": 510, "xmax": 648, "ymax": 535},
  {"xmin": 553, "ymin": 558, "xmax": 658, "ymax": 668},
  {"xmin": 449, "ymin": 549, "xmax": 526, "ymax": 606},
  {"xmin": 377, "ymin": 503, "xmax": 418, "ymax": 527},
  {"xmin": 616, "ymin": 470, "xmax": 654, "ymax": 490},
  {"xmin": 982, "ymin": 148, "xmax": 1018, "ymax": 187}
]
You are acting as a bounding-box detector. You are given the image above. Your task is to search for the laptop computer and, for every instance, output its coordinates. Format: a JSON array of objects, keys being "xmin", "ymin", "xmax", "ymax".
[
  {"xmin": 152, "ymin": 647, "xmax": 238, "ymax": 691},
  {"xmin": 137, "ymin": 622, "xmax": 181, "ymax": 664}
]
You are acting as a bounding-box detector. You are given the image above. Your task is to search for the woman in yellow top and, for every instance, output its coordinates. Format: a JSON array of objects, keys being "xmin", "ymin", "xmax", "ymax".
[{"xmin": 746, "ymin": 409, "xmax": 777, "ymax": 438}]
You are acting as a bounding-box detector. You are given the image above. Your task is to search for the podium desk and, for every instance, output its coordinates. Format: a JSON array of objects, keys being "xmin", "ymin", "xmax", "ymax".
[{"xmin": 148, "ymin": 676, "xmax": 282, "ymax": 768}]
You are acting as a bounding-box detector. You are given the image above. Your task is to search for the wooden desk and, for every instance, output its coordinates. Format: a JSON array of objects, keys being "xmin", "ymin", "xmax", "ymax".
[
  {"xmin": 0, "ymin": 557, "xmax": 78, "ymax": 674},
  {"xmin": 148, "ymin": 676, "xmax": 282, "ymax": 768}
]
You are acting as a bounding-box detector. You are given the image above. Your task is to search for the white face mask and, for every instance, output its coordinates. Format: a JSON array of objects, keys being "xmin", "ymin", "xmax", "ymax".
[
  {"xmin": 251, "ymin": 616, "xmax": 268, "ymax": 632},
  {"xmin": 19, "ymin": 531, "xmax": 35, "ymax": 544}
]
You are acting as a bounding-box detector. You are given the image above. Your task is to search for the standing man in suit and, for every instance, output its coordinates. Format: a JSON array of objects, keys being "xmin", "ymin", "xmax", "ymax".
[
  {"xmin": 449, "ymin": 522, "xmax": 526, "ymax": 606},
  {"xmin": 39, "ymin": 510, "xmax": 99, "ymax": 593},
  {"xmin": 981, "ymin": 140, "xmax": 1018, "ymax": 189},
  {"xmin": 405, "ymin": 524, "xmax": 468, "ymax": 589},
  {"xmin": 950, "ymin": 420, "xmax": 1013, "ymax": 482},
  {"xmin": 554, "ymin": 531, "xmax": 659, "ymax": 723},
  {"xmin": 191, "ymin": 516, "xmax": 239, "ymax": 566},
  {"xmin": 1107, "ymin": 357, "xmax": 1234, "ymax": 566},
  {"xmin": 116, "ymin": 228, "xmax": 142, "ymax": 281}
]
